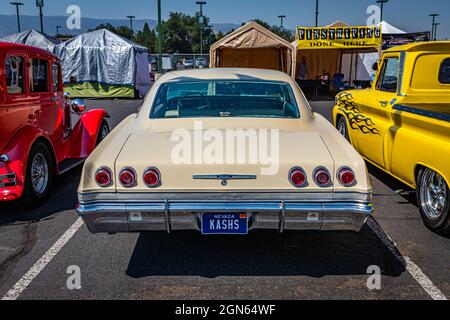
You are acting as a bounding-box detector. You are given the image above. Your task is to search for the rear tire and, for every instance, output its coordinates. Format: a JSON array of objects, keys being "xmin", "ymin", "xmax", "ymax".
[
  {"xmin": 417, "ymin": 167, "xmax": 450, "ymax": 235},
  {"xmin": 96, "ymin": 120, "xmax": 110, "ymax": 146},
  {"xmin": 337, "ymin": 116, "xmax": 350, "ymax": 142},
  {"xmin": 18, "ymin": 142, "xmax": 54, "ymax": 208}
]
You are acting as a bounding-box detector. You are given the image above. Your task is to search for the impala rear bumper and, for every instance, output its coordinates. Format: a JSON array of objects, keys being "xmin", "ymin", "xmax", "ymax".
[{"xmin": 76, "ymin": 200, "xmax": 373, "ymax": 234}]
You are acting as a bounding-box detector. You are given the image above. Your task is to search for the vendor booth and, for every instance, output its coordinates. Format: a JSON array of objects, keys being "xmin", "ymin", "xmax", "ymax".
[
  {"xmin": 294, "ymin": 22, "xmax": 382, "ymax": 96},
  {"xmin": 0, "ymin": 29, "xmax": 59, "ymax": 52},
  {"xmin": 55, "ymin": 29, "xmax": 151, "ymax": 98},
  {"xmin": 210, "ymin": 21, "xmax": 296, "ymax": 77}
]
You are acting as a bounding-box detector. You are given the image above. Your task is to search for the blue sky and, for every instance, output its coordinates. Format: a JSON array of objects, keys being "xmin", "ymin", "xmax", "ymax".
[{"xmin": 1, "ymin": 0, "xmax": 448, "ymax": 39}]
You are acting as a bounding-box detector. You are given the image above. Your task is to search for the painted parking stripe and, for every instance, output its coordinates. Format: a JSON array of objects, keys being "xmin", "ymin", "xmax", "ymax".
[
  {"xmin": 367, "ymin": 218, "xmax": 447, "ymax": 300},
  {"xmin": 1, "ymin": 218, "xmax": 84, "ymax": 300}
]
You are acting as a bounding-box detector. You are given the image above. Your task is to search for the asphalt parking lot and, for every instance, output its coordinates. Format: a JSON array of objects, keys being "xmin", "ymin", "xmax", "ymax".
[{"xmin": 0, "ymin": 99, "xmax": 449, "ymax": 300}]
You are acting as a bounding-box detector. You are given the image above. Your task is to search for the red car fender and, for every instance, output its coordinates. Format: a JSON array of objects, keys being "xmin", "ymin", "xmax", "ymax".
[
  {"xmin": 0, "ymin": 126, "xmax": 55, "ymax": 201},
  {"xmin": 69, "ymin": 109, "xmax": 110, "ymax": 158}
]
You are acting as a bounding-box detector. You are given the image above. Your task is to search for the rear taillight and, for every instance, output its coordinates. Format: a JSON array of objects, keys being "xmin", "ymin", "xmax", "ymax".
[
  {"xmin": 337, "ymin": 167, "xmax": 356, "ymax": 187},
  {"xmin": 289, "ymin": 167, "xmax": 307, "ymax": 188},
  {"xmin": 119, "ymin": 167, "xmax": 137, "ymax": 188},
  {"xmin": 95, "ymin": 167, "xmax": 112, "ymax": 187},
  {"xmin": 313, "ymin": 167, "xmax": 331, "ymax": 187},
  {"xmin": 143, "ymin": 167, "xmax": 161, "ymax": 188}
]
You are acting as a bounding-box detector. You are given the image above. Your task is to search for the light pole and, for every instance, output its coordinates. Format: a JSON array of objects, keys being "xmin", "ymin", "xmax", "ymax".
[
  {"xmin": 36, "ymin": 0, "xmax": 44, "ymax": 33},
  {"xmin": 429, "ymin": 14, "xmax": 439, "ymax": 41},
  {"xmin": 10, "ymin": 2, "xmax": 24, "ymax": 33},
  {"xmin": 157, "ymin": 0, "xmax": 163, "ymax": 73},
  {"xmin": 126, "ymin": 15, "xmax": 136, "ymax": 34},
  {"xmin": 315, "ymin": 0, "xmax": 319, "ymax": 27},
  {"xmin": 433, "ymin": 23, "xmax": 440, "ymax": 41},
  {"xmin": 376, "ymin": 0, "xmax": 389, "ymax": 23},
  {"xmin": 278, "ymin": 15, "xmax": 286, "ymax": 29},
  {"xmin": 196, "ymin": 1, "xmax": 207, "ymax": 58},
  {"xmin": 56, "ymin": 25, "xmax": 62, "ymax": 37}
]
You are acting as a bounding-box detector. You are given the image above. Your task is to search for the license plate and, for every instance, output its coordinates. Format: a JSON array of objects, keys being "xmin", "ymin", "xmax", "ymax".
[{"xmin": 201, "ymin": 213, "xmax": 248, "ymax": 235}]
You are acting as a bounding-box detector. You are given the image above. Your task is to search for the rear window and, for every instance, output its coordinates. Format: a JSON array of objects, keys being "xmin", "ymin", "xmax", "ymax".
[
  {"xmin": 150, "ymin": 80, "xmax": 299, "ymax": 119},
  {"xmin": 439, "ymin": 58, "xmax": 450, "ymax": 84}
]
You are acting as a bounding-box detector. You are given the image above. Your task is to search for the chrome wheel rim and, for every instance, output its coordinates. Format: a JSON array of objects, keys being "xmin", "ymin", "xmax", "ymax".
[
  {"xmin": 31, "ymin": 153, "xmax": 49, "ymax": 194},
  {"xmin": 420, "ymin": 169, "xmax": 447, "ymax": 220},
  {"xmin": 338, "ymin": 119, "xmax": 346, "ymax": 137}
]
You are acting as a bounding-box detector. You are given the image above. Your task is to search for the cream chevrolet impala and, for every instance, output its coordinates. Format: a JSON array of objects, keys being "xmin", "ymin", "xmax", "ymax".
[{"xmin": 76, "ymin": 68, "xmax": 373, "ymax": 235}]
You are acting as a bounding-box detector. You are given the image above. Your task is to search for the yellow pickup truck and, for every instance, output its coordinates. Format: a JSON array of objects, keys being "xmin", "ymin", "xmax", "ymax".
[{"xmin": 333, "ymin": 41, "xmax": 450, "ymax": 235}]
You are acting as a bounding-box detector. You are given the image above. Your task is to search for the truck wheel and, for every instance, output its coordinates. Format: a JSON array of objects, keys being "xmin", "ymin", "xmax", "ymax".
[
  {"xmin": 417, "ymin": 167, "xmax": 450, "ymax": 235},
  {"xmin": 337, "ymin": 116, "xmax": 350, "ymax": 141},
  {"xmin": 96, "ymin": 120, "xmax": 110, "ymax": 146},
  {"xmin": 19, "ymin": 142, "xmax": 54, "ymax": 207}
]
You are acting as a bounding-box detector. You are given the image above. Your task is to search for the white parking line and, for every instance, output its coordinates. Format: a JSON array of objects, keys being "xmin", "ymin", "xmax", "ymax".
[
  {"xmin": 367, "ymin": 218, "xmax": 448, "ymax": 300},
  {"xmin": 1, "ymin": 218, "xmax": 84, "ymax": 300}
]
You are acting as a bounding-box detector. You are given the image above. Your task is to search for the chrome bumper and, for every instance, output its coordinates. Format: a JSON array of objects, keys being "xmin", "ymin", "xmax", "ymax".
[{"xmin": 76, "ymin": 200, "xmax": 373, "ymax": 234}]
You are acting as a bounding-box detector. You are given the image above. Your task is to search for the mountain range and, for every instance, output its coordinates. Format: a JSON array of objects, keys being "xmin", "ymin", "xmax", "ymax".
[{"xmin": 0, "ymin": 15, "xmax": 240, "ymax": 38}]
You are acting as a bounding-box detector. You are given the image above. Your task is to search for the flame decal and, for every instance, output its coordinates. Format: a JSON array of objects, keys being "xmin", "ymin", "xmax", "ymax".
[{"xmin": 336, "ymin": 92, "xmax": 381, "ymax": 135}]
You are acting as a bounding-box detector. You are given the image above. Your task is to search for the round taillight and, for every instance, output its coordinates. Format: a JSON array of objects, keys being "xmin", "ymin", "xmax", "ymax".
[
  {"xmin": 119, "ymin": 167, "xmax": 137, "ymax": 188},
  {"xmin": 95, "ymin": 167, "xmax": 112, "ymax": 187},
  {"xmin": 313, "ymin": 167, "xmax": 331, "ymax": 187},
  {"xmin": 143, "ymin": 167, "xmax": 161, "ymax": 188},
  {"xmin": 337, "ymin": 167, "xmax": 356, "ymax": 187},
  {"xmin": 289, "ymin": 167, "xmax": 307, "ymax": 188}
]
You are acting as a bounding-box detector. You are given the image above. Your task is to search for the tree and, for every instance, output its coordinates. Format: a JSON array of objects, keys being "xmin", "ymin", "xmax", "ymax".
[{"xmin": 136, "ymin": 23, "xmax": 157, "ymax": 52}]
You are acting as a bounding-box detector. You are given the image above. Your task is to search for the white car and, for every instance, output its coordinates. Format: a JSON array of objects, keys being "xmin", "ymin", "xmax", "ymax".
[{"xmin": 77, "ymin": 68, "xmax": 373, "ymax": 235}]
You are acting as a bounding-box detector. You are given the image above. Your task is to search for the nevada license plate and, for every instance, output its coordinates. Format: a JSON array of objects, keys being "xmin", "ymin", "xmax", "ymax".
[{"xmin": 201, "ymin": 213, "xmax": 248, "ymax": 235}]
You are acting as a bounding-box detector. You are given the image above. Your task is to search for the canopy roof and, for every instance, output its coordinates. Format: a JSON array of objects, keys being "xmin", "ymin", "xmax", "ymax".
[
  {"xmin": 378, "ymin": 21, "xmax": 405, "ymax": 34},
  {"xmin": 0, "ymin": 29, "xmax": 59, "ymax": 52},
  {"xmin": 57, "ymin": 28, "xmax": 148, "ymax": 52}
]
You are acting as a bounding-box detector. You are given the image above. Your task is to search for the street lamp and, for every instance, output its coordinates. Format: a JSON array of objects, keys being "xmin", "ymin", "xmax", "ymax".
[
  {"xmin": 36, "ymin": 0, "xmax": 44, "ymax": 33},
  {"xmin": 376, "ymin": 0, "xmax": 389, "ymax": 23},
  {"xmin": 56, "ymin": 25, "xmax": 62, "ymax": 37},
  {"xmin": 278, "ymin": 15, "xmax": 286, "ymax": 29},
  {"xmin": 196, "ymin": 1, "xmax": 207, "ymax": 58},
  {"xmin": 315, "ymin": 0, "xmax": 319, "ymax": 27},
  {"xmin": 10, "ymin": 2, "xmax": 24, "ymax": 33},
  {"xmin": 429, "ymin": 13, "xmax": 439, "ymax": 41},
  {"xmin": 157, "ymin": 0, "xmax": 163, "ymax": 73},
  {"xmin": 126, "ymin": 15, "xmax": 136, "ymax": 34},
  {"xmin": 433, "ymin": 23, "xmax": 440, "ymax": 41}
]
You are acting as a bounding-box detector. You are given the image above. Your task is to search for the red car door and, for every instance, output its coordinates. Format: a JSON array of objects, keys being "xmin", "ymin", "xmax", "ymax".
[
  {"xmin": 0, "ymin": 52, "xmax": 30, "ymax": 152},
  {"xmin": 29, "ymin": 55, "xmax": 56, "ymax": 151}
]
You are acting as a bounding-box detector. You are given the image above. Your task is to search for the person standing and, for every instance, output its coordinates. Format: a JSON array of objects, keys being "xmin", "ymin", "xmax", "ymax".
[{"xmin": 296, "ymin": 56, "xmax": 309, "ymax": 80}]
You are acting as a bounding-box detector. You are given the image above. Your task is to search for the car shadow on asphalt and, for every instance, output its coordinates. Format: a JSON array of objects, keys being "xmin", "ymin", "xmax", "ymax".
[
  {"xmin": 367, "ymin": 163, "xmax": 418, "ymax": 207},
  {"xmin": 0, "ymin": 167, "xmax": 81, "ymax": 226},
  {"xmin": 126, "ymin": 223, "xmax": 406, "ymax": 279}
]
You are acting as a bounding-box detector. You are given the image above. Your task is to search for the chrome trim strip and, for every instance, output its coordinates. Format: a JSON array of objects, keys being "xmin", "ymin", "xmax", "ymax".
[
  {"xmin": 193, "ymin": 174, "xmax": 257, "ymax": 180},
  {"xmin": 393, "ymin": 104, "xmax": 450, "ymax": 123},
  {"xmin": 0, "ymin": 173, "xmax": 17, "ymax": 188},
  {"xmin": 78, "ymin": 190, "xmax": 372, "ymax": 204}
]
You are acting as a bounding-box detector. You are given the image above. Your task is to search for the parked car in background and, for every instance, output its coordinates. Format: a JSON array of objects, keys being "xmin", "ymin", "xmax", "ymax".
[
  {"xmin": 195, "ymin": 57, "xmax": 208, "ymax": 68},
  {"xmin": 77, "ymin": 68, "xmax": 373, "ymax": 235},
  {"xmin": 183, "ymin": 59, "xmax": 195, "ymax": 69},
  {"xmin": 0, "ymin": 43, "xmax": 110, "ymax": 206},
  {"xmin": 333, "ymin": 42, "xmax": 450, "ymax": 235}
]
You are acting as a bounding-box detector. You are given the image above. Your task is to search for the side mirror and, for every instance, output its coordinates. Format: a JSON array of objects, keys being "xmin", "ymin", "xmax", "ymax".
[
  {"xmin": 372, "ymin": 62, "xmax": 379, "ymax": 72},
  {"xmin": 71, "ymin": 98, "xmax": 87, "ymax": 114}
]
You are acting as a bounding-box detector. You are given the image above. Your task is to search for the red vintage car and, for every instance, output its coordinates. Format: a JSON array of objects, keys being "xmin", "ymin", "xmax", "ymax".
[{"xmin": 0, "ymin": 42, "xmax": 110, "ymax": 205}]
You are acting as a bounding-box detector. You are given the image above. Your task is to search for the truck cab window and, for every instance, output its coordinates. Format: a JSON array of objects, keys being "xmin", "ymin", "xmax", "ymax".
[
  {"xmin": 376, "ymin": 58, "xmax": 399, "ymax": 93},
  {"xmin": 30, "ymin": 58, "xmax": 49, "ymax": 93},
  {"xmin": 5, "ymin": 56, "xmax": 24, "ymax": 94},
  {"xmin": 439, "ymin": 58, "xmax": 450, "ymax": 84}
]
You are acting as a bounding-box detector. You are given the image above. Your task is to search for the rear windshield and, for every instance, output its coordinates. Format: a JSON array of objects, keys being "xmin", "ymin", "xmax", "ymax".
[
  {"xmin": 150, "ymin": 80, "xmax": 299, "ymax": 119},
  {"xmin": 439, "ymin": 58, "xmax": 450, "ymax": 84}
]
